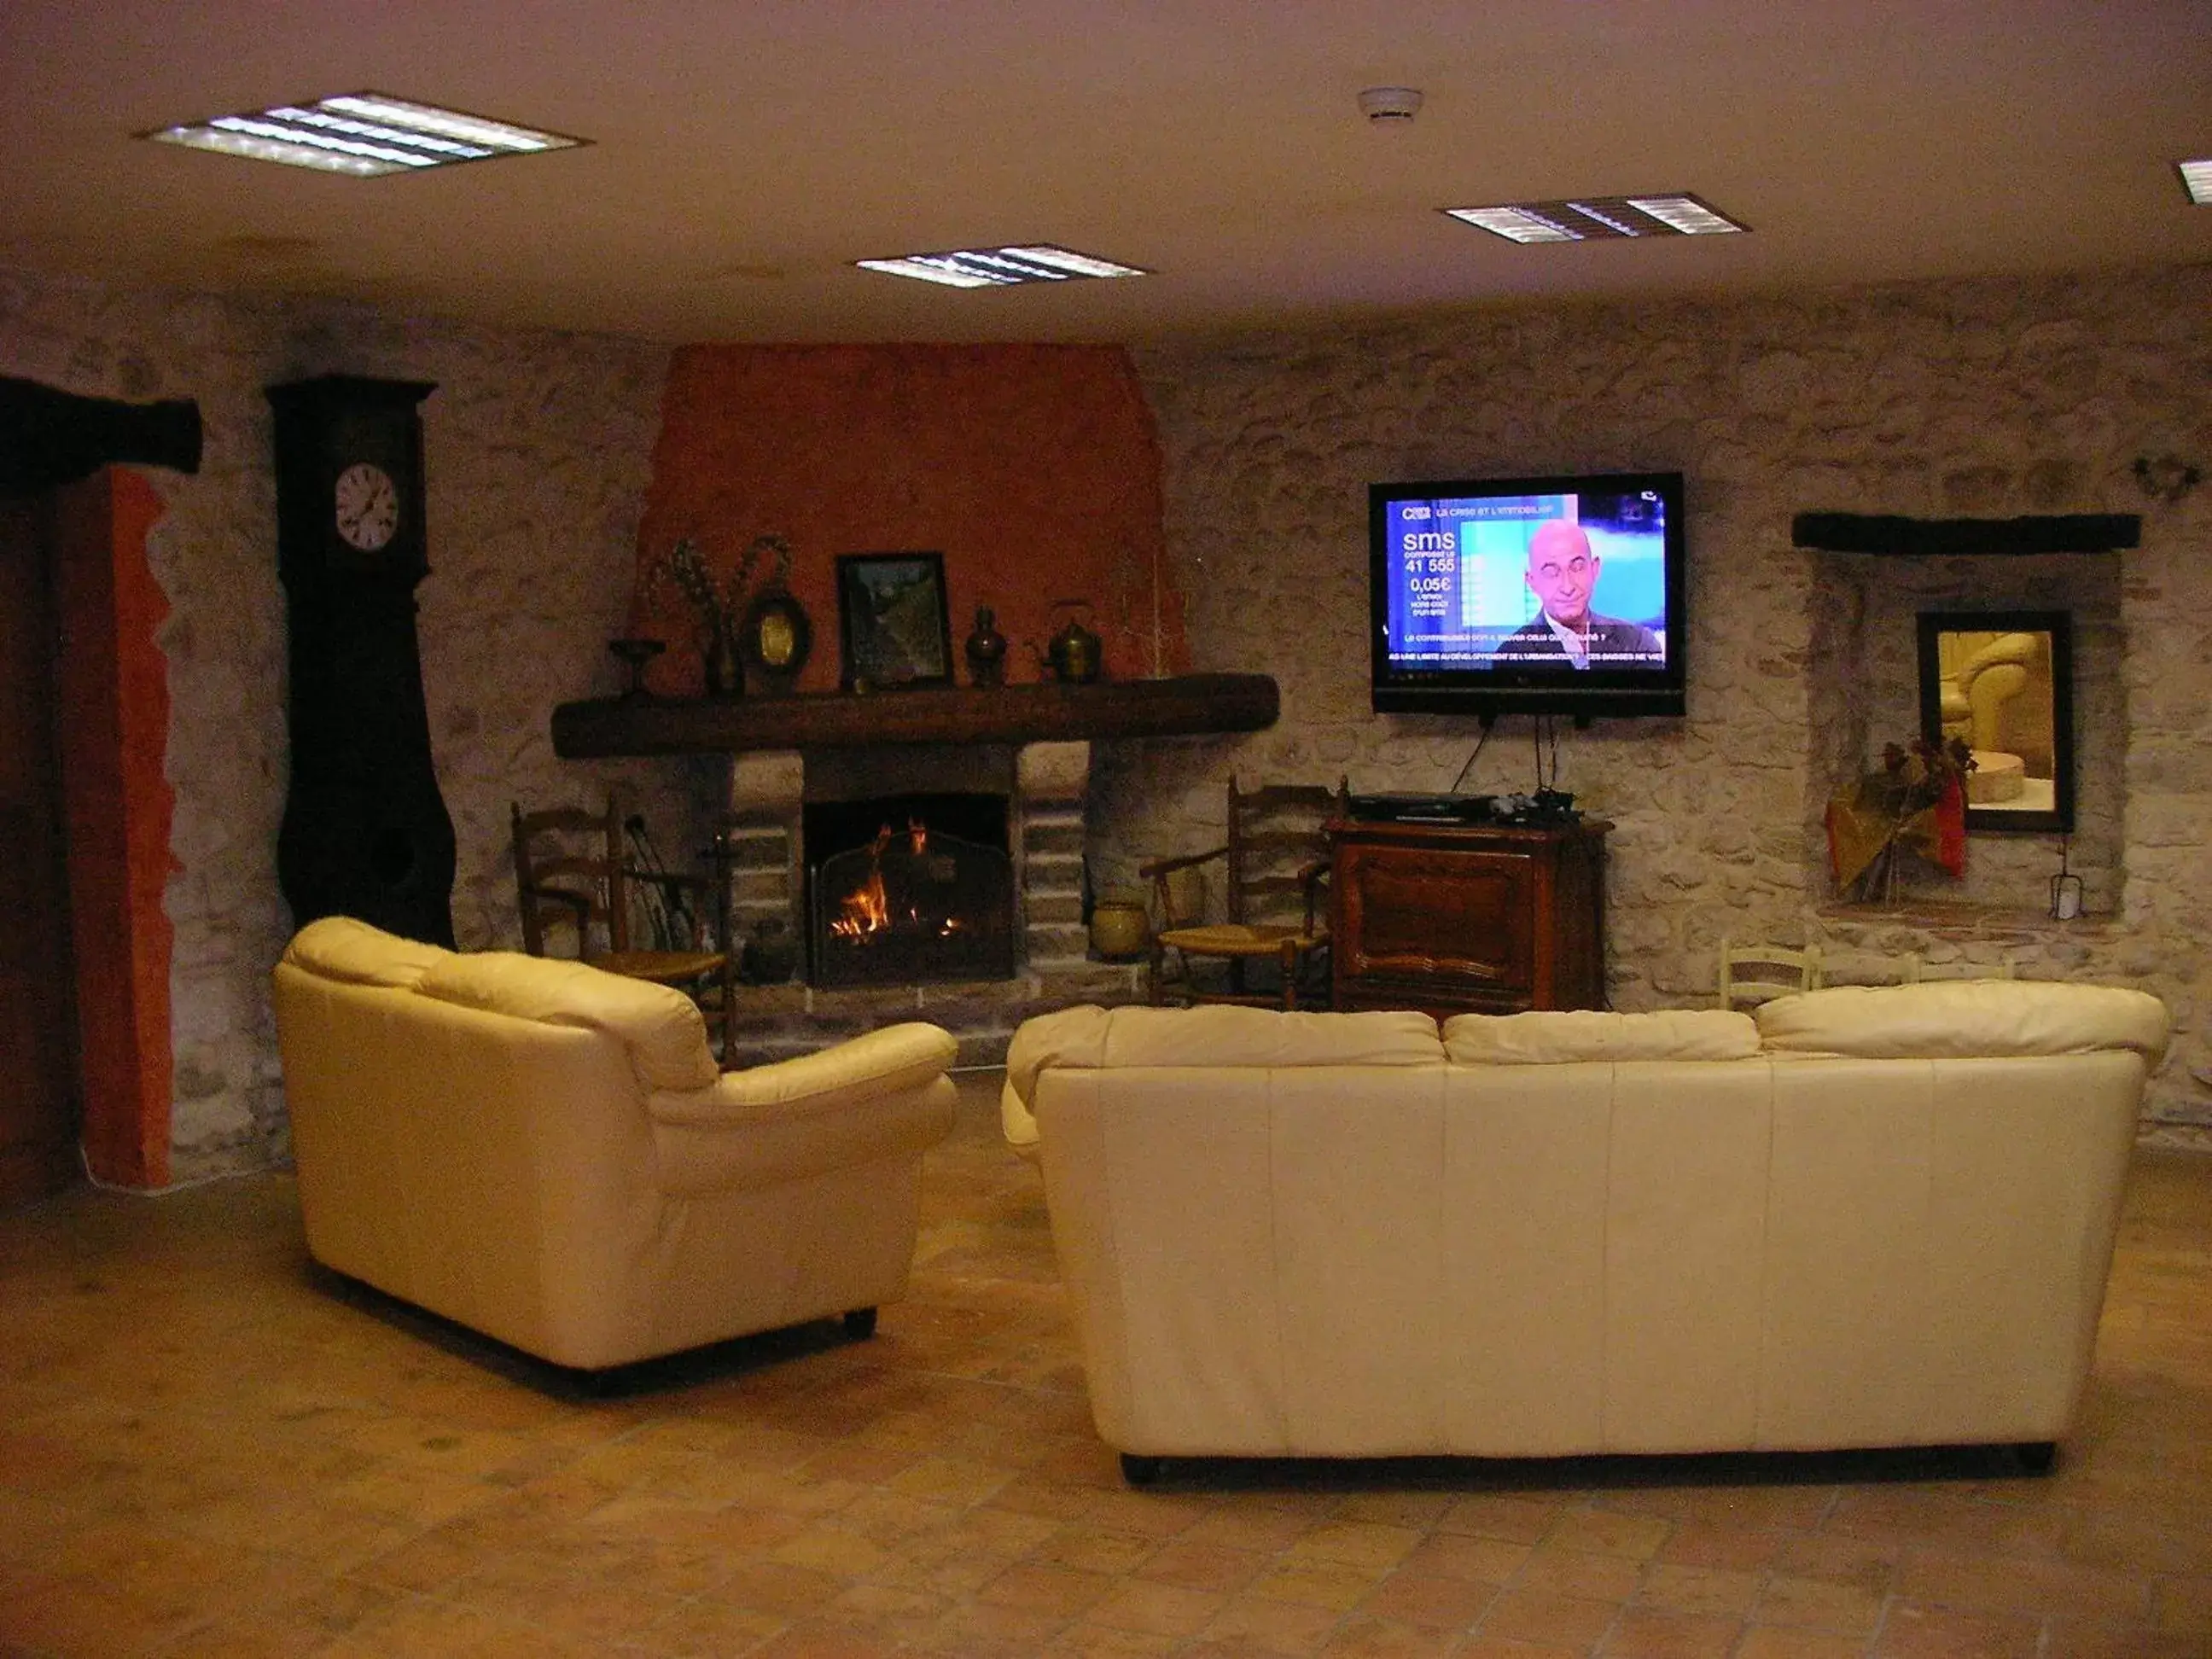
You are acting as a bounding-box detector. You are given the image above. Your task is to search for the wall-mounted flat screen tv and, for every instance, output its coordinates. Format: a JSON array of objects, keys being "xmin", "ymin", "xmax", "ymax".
[{"xmin": 1370, "ymin": 470, "xmax": 1686, "ymax": 719}]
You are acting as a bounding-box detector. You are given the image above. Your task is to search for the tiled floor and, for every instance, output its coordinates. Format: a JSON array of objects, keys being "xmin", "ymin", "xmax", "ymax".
[{"xmin": 3, "ymin": 1073, "xmax": 2208, "ymax": 1658}]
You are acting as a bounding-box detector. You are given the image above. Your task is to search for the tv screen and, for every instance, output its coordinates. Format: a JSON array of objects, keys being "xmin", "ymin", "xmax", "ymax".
[{"xmin": 1370, "ymin": 470, "xmax": 1686, "ymax": 719}]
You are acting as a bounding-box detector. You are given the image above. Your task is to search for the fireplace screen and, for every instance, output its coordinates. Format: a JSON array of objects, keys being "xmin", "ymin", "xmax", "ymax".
[{"xmin": 808, "ymin": 800, "xmax": 1015, "ymax": 987}]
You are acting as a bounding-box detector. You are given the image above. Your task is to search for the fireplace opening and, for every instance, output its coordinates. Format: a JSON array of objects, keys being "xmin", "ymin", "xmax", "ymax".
[{"xmin": 805, "ymin": 792, "xmax": 1016, "ymax": 987}]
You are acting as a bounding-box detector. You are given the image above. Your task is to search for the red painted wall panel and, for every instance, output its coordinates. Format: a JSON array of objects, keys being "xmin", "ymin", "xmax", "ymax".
[{"xmin": 634, "ymin": 344, "xmax": 1187, "ymax": 694}]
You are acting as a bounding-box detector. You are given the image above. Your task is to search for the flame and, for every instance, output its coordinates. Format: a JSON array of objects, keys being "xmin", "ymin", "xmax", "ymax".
[{"xmin": 829, "ymin": 818, "xmax": 936, "ymax": 942}]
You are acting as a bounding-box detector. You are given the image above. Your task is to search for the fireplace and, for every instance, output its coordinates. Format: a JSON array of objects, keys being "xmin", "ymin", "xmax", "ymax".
[
  {"xmin": 718, "ymin": 740, "xmax": 1132, "ymax": 1063},
  {"xmin": 805, "ymin": 792, "xmax": 1016, "ymax": 987}
]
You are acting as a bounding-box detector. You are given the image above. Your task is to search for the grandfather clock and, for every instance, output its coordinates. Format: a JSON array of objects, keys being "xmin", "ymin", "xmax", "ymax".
[{"xmin": 269, "ymin": 375, "xmax": 456, "ymax": 946}]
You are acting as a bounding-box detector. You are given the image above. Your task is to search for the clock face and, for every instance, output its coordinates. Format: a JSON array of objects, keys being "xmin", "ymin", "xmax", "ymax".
[{"xmin": 334, "ymin": 462, "xmax": 401, "ymax": 551}]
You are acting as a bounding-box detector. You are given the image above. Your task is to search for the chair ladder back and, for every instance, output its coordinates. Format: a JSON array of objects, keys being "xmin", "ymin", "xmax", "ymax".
[
  {"xmin": 1225, "ymin": 779, "xmax": 1344, "ymax": 927},
  {"xmin": 511, "ymin": 798, "xmax": 630, "ymax": 960},
  {"xmin": 1717, "ymin": 935, "xmax": 1824, "ymax": 1010}
]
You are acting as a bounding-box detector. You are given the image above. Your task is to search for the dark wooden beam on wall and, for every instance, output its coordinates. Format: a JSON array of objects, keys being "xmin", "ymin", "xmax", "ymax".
[
  {"xmin": 1791, "ymin": 513, "xmax": 2141, "ymax": 556},
  {"xmin": 0, "ymin": 375, "xmax": 201, "ymax": 495}
]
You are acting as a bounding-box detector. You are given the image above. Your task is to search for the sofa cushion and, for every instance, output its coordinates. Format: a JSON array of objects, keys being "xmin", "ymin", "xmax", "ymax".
[
  {"xmin": 416, "ymin": 952, "xmax": 718, "ymax": 1092},
  {"xmin": 282, "ymin": 915, "xmax": 451, "ymax": 989},
  {"xmin": 1755, "ymin": 980, "xmax": 2170, "ymax": 1061},
  {"xmin": 1444, "ymin": 1009, "xmax": 1761, "ymax": 1065},
  {"xmin": 1011, "ymin": 1003, "xmax": 1439, "ymax": 1088}
]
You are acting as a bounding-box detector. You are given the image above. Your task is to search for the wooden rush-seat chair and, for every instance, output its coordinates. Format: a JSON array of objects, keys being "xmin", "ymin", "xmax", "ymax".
[
  {"xmin": 1716, "ymin": 936, "xmax": 1825, "ymax": 1010},
  {"xmin": 1144, "ymin": 777, "xmax": 1347, "ymax": 1010},
  {"xmin": 509, "ymin": 797, "xmax": 725, "ymax": 992}
]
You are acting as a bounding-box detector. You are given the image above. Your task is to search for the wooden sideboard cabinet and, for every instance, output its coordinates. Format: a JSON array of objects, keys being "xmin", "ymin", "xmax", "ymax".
[{"xmin": 1328, "ymin": 818, "xmax": 1610, "ymax": 1017}]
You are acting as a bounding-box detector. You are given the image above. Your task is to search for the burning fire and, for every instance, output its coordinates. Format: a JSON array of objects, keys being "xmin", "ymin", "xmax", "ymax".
[{"xmin": 829, "ymin": 819, "xmax": 930, "ymax": 940}]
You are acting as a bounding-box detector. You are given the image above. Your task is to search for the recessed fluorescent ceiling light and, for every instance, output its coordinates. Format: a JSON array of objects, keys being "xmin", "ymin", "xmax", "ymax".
[
  {"xmin": 855, "ymin": 246, "xmax": 1148, "ymax": 288},
  {"xmin": 1446, "ymin": 194, "xmax": 1748, "ymax": 243},
  {"xmin": 144, "ymin": 92, "xmax": 584, "ymax": 177},
  {"xmin": 2180, "ymin": 159, "xmax": 2212, "ymax": 205}
]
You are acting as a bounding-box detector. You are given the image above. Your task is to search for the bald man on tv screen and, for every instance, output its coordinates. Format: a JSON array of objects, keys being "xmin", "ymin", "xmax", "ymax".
[{"xmin": 1493, "ymin": 519, "xmax": 1663, "ymax": 668}]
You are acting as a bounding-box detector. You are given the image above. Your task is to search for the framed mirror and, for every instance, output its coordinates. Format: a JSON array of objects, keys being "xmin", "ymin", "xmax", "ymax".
[{"xmin": 1916, "ymin": 610, "xmax": 2074, "ymax": 834}]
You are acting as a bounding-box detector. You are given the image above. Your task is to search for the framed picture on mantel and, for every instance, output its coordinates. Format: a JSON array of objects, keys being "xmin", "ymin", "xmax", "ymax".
[{"xmin": 836, "ymin": 552, "xmax": 953, "ymax": 691}]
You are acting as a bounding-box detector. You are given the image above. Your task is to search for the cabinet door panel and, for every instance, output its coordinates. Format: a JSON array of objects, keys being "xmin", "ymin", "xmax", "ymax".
[{"xmin": 1340, "ymin": 847, "xmax": 1534, "ymax": 991}]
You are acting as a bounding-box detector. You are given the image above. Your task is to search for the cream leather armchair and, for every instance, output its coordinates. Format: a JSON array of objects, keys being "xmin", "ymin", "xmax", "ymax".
[{"xmin": 272, "ymin": 917, "xmax": 958, "ymax": 1371}]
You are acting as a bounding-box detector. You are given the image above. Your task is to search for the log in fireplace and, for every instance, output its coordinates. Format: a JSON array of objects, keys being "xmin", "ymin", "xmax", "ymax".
[{"xmin": 805, "ymin": 793, "xmax": 1016, "ymax": 987}]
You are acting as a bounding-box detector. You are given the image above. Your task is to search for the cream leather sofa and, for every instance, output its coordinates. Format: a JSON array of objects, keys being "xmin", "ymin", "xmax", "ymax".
[
  {"xmin": 1003, "ymin": 982, "xmax": 2167, "ymax": 1480},
  {"xmin": 273, "ymin": 917, "xmax": 958, "ymax": 1371}
]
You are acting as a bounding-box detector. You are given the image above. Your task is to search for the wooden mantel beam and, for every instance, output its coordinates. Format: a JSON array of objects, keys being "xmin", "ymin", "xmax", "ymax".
[{"xmin": 551, "ymin": 672, "xmax": 1279, "ymax": 758}]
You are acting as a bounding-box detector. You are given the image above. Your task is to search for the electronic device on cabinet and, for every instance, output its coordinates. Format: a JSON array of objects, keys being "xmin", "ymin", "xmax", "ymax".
[{"xmin": 1369, "ymin": 469, "xmax": 1686, "ymax": 721}]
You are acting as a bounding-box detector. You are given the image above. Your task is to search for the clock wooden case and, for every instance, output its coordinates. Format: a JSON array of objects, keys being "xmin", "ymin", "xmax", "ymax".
[{"xmin": 268, "ymin": 374, "xmax": 457, "ymax": 946}]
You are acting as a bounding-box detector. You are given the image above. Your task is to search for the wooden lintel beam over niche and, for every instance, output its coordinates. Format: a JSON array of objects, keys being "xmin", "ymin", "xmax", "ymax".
[{"xmin": 1791, "ymin": 513, "xmax": 2141, "ymax": 556}]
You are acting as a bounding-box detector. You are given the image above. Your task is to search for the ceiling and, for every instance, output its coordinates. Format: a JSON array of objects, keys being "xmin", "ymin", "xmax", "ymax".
[{"xmin": 3, "ymin": 2, "xmax": 2208, "ymax": 346}]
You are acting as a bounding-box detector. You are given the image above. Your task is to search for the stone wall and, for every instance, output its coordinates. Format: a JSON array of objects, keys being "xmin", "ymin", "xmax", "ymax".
[
  {"xmin": 2, "ymin": 266, "xmax": 682, "ymax": 1179},
  {"xmin": 1103, "ymin": 266, "xmax": 2212, "ymax": 1138},
  {"xmin": 7, "ymin": 259, "xmax": 2209, "ymax": 1171}
]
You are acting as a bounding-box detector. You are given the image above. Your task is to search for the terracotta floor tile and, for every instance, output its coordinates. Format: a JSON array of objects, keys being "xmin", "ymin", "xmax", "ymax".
[
  {"xmin": 1869, "ymin": 1601, "xmax": 2040, "ymax": 1657},
  {"xmin": 1036, "ymin": 1524, "xmax": 1172, "ymax": 1576},
  {"xmin": 1731, "ymin": 1629, "xmax": 1869, "ymax": 1659},
  {"xmin": 1047, "ymin": 1621, "xmax": 1188, "ymax": 1657},
  {"xmin": 818, "ymin": 1578, "xmax": 954, "ymax": 1643},
  {"xmin": 638, "ymin": 1595, "xmax": 789, "ymax": 1657},
  {"xmin": 1825, "ymin": 1489, "xmax": 2065, "ymax": 1559},
  {"xmin": 1547, "ymin": 1508, "xmax": 1673, "ymax": 1561},
  {"xmin": 3, "ymin": 1089, "xmax": 2209, "ymax": 1659},
  {"xmin": 1670, "ymin": 1486, "xmax": 1835, "ymax": 1532},
  {"xmin": 977, "ymin": 1559, "xmax": 1121, "ymax": 1617},
  {"xmin": 1653, "ymin": 1520, "xmax": 1790, "ymax": 1572},
  {"xmin": 2039, "ymin": 1620, "xmax": 2210, "ymax": 1658},
  {"xmin": 768, "ymin": 1523, "xmax": 894, "ymax": 1579},
  {"xmin": 1633, "ymin": 1562, "xmax": 1763, "ymax": 1619},
  {"xmin": 1595, "ymin": 1608, "xmax": 1743, "ymax": 1657},
  {"xmin": 1197, "ymin": 1592, "xmax": 1345, "ymax": 1655},
  {"xmin": 1354, "ymin": 1565, "xmax": 1499, "ymax": 1630},
  {"xmin": 2151, "ymin": 1572, "xmax": 2212, "ymax": 1634},
  {"xmin": 1315, "ymin": 1612, "xmax": 1469, "ymax": 1656},
  {"xmin": 917, "ymin": 1596, "xmax": 1075, "ymax": 1653},
  {"xmin": 1772, "ymin": 1532, "xmax": 1905, "ymax": 1592},
  {"xmin": 1438, "ymin": 1495, "xmax": 1571, "ymax": 1545},
  {"xmin": 1087, "ymin": 1578, "xmax": 1231, "ymax": 1637},
  {"xmin": 885, "ymin": 1452, "xmax": 1019, "ymax": 1507},
  {"xmin": 2057, "ymin": 1510, "xmax": 2212, "ymax": 1577},
  {"xmin": 1896, "ymin": 1548, "xmax": 2151, "ymax": 1622},
  {"xmin": 1476, "ymin": 1586, "xmax": 1624, "ymax": 1649},
  {"xmin": 1138, "ymin": 1539, "xmax": 1272, "ymax": 1595},
  {"xmin": 1397, "ymin": 1531, "xmax": 1532, "ymax": 1584},
  {"xmin": 747, "ymin": 1619, "xmax": 911, "ymax": 1658},
  {"xmin": 1752, "ymin": 1574, "xmax": 1886, "ymax": 1636},
  {"xmin": 1516, "ymin": 1545, "xmax": 1645, "ymax": 1603},
  {"xmin": 1181, "ymin": 1505, "xmax": 1336, "ymax": 1553},
  {"xmin": 1251, "ymin": 1556, "xmax": 1393, "ymax": 1612},
  {"xmin": 1287, "ymin": 1520, "xmax": 1425, "ymax": 1572},
  {"xmin": 715, "ymin": 1559, "xmax": 849, "ymax": 1616},
  {"xmin": 1335, "ymin": 1493, "xmax": 1458, "ymax": 1531}
]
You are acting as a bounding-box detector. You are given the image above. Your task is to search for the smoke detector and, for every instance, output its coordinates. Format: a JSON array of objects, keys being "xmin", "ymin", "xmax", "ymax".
[{"xmin": 1357, "ymin": 86, "xmax": 1424, "ymax": 124}]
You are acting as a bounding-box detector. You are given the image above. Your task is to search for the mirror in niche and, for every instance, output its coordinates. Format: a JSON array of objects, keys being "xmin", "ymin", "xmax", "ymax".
[{"xmin": 1915, "ymin": 610, "xmax": 2074, "ymax": 834}]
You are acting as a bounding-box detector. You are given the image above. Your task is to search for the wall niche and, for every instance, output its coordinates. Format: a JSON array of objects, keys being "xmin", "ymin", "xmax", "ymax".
[{"xmin": 1806, "ymin": 549, "xmax": 2123, "ymax": 915}]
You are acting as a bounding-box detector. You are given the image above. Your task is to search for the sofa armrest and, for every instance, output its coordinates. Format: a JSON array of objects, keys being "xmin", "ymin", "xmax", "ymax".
[
  {"xmin": 653, "ymin": 1022, "xmax": 957, "ymax": 1126},
  {"xmin": 647, "ymin": 1023, "xmax": 959, "ymax": 1196}
]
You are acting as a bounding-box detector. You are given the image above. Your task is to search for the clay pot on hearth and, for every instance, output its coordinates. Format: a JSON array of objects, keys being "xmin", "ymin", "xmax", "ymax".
[{"xmin": 1089, "ymin": 890, "xmax": 1151, "ymax": 962}]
